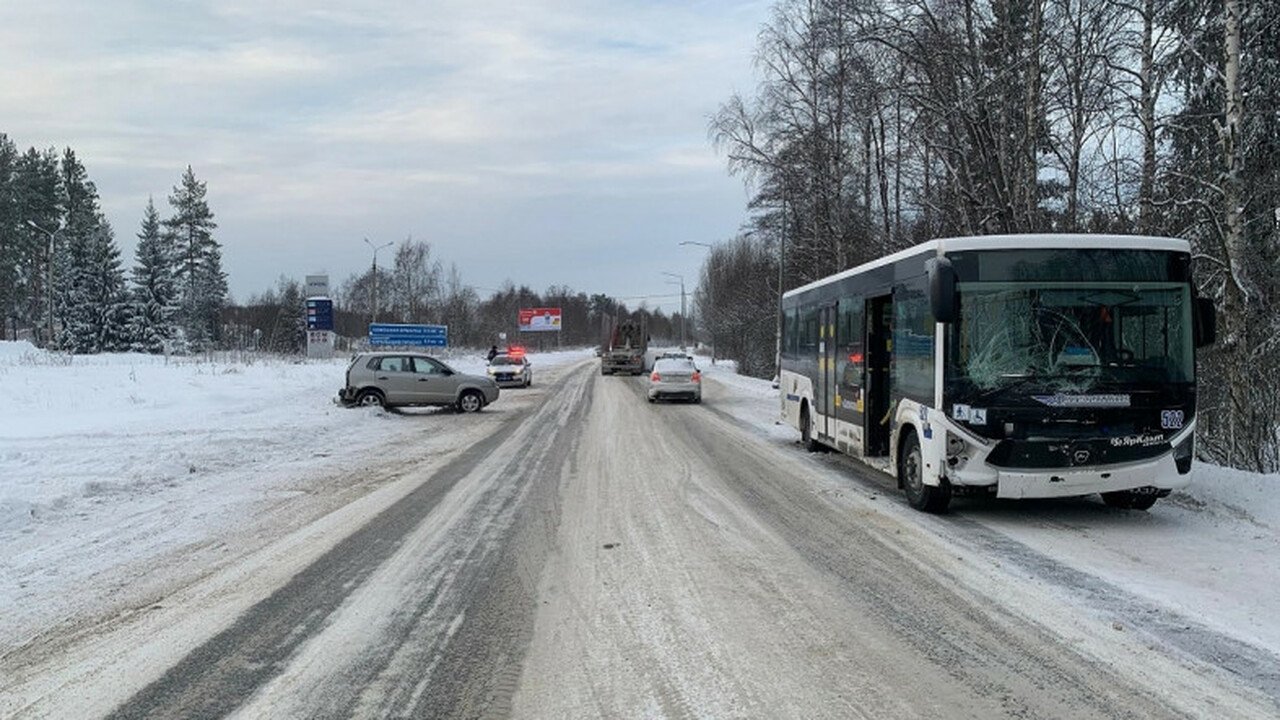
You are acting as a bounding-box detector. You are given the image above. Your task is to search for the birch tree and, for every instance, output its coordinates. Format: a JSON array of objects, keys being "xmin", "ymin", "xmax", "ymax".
[{"xmin": 1163, "ymin": 0, "xmax": 1280, "ymax": 470}]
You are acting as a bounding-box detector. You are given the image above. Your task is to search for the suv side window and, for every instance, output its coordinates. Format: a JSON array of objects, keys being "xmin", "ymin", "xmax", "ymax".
[
  {"xmin": 411, "ymin": 357, "xmax": 442, "ymax": 375},
  {"xmin": 376, "ymin": 356, "xmax": 408, "ymax": 373}
]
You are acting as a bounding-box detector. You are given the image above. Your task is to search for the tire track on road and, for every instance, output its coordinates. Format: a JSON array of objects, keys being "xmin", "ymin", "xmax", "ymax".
[
  {"xmin": 105, "ymin": 360, "xmax": 594, "ymax": 720},
  {"xmin": 702, "ymin": 373, "xmax": 1280, "ymax": 708},
  {"xmin": 661, "ymin": 399, "xmax": 1262, "ymax": 718}
]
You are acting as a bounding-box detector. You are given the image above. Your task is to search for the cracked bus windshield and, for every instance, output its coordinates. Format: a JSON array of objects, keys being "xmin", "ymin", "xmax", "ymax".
[{"xmin": 950, "ymin": 283, "xmax": 1193, "ymax": 402}]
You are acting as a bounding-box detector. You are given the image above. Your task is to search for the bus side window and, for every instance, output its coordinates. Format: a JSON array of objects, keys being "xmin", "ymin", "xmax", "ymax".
[
  {"xmin": 893, "ymin": 280, "xmax": 935, "ymax": 404},
  {"xmin": 839, "ymin": 297, "xmax": 865, "ymax": 393},
  {"xmin": 785, "ymin": 308, "xmax": 800, "ymax": 357},
  {"xmin": 800, "ymin": 307, "xmax": 818, "ymax": 354}
]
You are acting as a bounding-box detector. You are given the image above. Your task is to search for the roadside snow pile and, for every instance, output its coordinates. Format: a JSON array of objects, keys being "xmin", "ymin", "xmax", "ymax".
[
  {"xmin": 1179, "ymin": 465, "xmax": 1278, "ymax": 529},
  {"xmin": 0, "ymin": 339, "xmax": 51, "ymax": 366},
  {"xmin": 0, "ymin": 339, "xmax": 37, "ymax": 356}
]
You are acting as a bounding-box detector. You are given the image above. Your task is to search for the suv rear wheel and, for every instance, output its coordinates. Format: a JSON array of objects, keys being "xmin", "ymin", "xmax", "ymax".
[{"xmin": 356, "ymin": 389, "xmax": 385, "ymax": 407}]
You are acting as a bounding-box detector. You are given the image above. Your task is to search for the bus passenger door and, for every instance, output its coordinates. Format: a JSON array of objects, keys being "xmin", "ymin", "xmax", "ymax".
[
  {"xmin": 818, "ymin": 304, "xmax": 837, "ymax": 441},
  {"xmin": 865, "ymin": 295, "xmax": 892, "ymax": 456}
]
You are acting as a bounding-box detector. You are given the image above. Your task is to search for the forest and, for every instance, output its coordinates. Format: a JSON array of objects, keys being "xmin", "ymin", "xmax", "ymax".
[{"xmin": 701, "ymin": 0, "xmax": 1279, "ymax": 472}]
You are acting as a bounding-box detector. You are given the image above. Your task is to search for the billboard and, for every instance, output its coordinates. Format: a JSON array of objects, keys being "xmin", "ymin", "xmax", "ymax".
[
  {"xmin": 368, "ymin": 323, "xmax": 448, "ymax": 347},
  {"xmin": 519, "ymin": 307, "xmax": 562, "ymax": 332}
]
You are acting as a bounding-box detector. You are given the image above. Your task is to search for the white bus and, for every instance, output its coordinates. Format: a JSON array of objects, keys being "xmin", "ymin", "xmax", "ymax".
[{"xmin": 780, "ymin": 234, "xmax": 1216, "ymax": 512}]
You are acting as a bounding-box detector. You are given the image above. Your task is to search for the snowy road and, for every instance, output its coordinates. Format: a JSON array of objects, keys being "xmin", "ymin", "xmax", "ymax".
[{"xmin": 3, "ymin": 352, "xmax": 1278, "ymax": 718}]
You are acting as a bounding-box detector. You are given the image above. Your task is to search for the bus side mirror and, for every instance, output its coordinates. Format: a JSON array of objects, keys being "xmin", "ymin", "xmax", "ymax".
[
  {"xmin": 927, "ymin": 257, "xmax": 958, "ymax": 323},
  {"xmin": 1194, "ymin": 297, "xmax": 1216, "ymax": 348}
]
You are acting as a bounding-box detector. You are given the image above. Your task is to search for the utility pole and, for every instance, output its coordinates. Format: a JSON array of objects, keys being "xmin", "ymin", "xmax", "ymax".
[
  {"xmin": 680, "ymin": 241, "xmax": 714, "ymax": 361},
  {"xmin": 364, "ymin": 238, "xmax": 393, "ymax": 325},
  {"xmin": 662, "ymin": 271, "xmax": 685, "ymax": 349},
  {"xmin": 26, "ymin": 220, "xmax": 59, "ymax": 347},
  {"xmin": 775, "ymin": 196, "xmax": 787, "ymax": 384}
]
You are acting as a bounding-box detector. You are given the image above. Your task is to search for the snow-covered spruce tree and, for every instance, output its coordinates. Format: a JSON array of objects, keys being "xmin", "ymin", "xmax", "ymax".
[
  {"xmin": 163, "ymin": 166, "xmax": 224, "ymax": 351},
  {"xmin": 14, "ymin": 147, "xmax": 63, "ymax": 347},
  {"xmin": 56, "ymin": 148, "xmax": 94, "ymax": 351},
  {"xmin": 57, "ymin": 149, "xmax": 128, "ymax": 353},
  {"xmin": 85, "ymin": 223, "xmax": 131, "ymax": 351},
  {"xmin": 267, "ymin": 278, "xmax": 306, "ymax": 354},
  {"xmin": 128, "ymin": 197, "xmax": 180, "ymax": 353},
  {"xmin": 191, "ymin": 247, "xmax": 229, "ymax": 348},
  {"xmin": 0, "ymin": 135, "xmax": 20, "ymax": 341}
]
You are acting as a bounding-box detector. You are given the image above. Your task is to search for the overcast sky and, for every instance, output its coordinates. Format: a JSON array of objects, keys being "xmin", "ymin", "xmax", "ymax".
[{"xmin": 2, "ymin": 0, "xmax": 771, "ymax": 314}]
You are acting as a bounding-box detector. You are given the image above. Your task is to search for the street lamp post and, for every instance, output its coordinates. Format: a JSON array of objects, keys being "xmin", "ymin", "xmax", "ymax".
[
  {"xmin": 679, "ymin": 241, "xmax": 714, "ymax": 362},
  {"xmin": 662, "ymin": 271, "xmax": 686, "ymax": 349},
  {"xmin": 26, "ymin": 220, "xmax": 58, "ymax": 347},
  {"xmin": 364, "ymin": 238, "xmax": 393, "ymax": 325},
  {"xmin": 775, "ymin": 196, "xmax": 787, "ymax": 385}
]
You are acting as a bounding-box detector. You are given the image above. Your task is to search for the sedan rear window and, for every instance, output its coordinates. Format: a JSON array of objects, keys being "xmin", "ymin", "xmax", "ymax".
[{"xmin": 653, "ymin": 358, "xmax": 696, "ymax": 373}]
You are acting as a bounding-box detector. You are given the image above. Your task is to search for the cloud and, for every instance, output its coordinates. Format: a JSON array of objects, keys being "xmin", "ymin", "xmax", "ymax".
[{"xmin": 1, "ymin": 0, "xmax": 772, "ymax": 304}]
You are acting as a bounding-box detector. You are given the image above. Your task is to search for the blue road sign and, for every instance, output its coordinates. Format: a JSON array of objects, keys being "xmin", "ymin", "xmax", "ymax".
[{"xmin": 368, "ymin": 323, "xmax": 448, "ymax": 347}]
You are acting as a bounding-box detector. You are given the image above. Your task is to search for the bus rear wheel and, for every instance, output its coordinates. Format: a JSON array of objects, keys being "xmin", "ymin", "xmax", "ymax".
[{"xmin": 900, "ymin": 432, "xmax": 950, "ymax": 513}]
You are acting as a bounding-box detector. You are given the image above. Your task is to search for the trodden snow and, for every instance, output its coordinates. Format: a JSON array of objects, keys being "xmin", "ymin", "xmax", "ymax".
[{"xmin": 1, "ymin": 339, "xmax": 1277, "ymax": 674}]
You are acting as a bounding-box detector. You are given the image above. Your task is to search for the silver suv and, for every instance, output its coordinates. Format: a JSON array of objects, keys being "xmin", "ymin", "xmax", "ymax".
[{"xmin": 339, "ymin": 352, "xmax": 499, "ymax": 412}]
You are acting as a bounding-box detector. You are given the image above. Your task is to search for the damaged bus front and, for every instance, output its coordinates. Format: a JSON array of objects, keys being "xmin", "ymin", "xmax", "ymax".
[{"xmin": 932, "ymin": 238, "xmax": 1216, "ymax": 510}]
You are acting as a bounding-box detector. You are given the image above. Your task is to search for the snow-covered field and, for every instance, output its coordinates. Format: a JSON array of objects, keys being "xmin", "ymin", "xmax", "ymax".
[
  {"xmin": 1, "ymin": 339, "xmax": 1277, "ymax": 667},
  {"xmin": 0, "ymin": 341, "xmax": 583, "ymax": 650}
]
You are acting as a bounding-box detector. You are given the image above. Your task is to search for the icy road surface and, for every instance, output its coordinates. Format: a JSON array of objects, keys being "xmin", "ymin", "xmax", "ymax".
[{"xmin": 2, "ymin": 352, "xmax": 1277, "ymax": 718}]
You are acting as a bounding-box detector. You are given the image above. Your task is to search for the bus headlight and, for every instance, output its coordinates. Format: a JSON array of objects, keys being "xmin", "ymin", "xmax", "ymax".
[
  {"xmin": 946, "ymin": 433, "xmax": 968, "ymax": 469},
  {"xmin": 1174, "ymin": 434, "xmax": 1194, "ymax": 474}
]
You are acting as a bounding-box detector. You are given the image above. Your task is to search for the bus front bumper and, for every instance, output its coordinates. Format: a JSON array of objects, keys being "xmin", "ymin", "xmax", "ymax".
[{"xmin": 991, "ymin": 454, "xmax": 1190, "ymax": 500}]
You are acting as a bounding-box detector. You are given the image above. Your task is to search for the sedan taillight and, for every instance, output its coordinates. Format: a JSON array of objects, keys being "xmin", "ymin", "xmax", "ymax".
[
  {"xmin": 650, "ymin": 371, "xmax": 661, "ymax": 382},
  {"xmin": 691, "ymin": 371, "xmax": 701, "ymax": 383}
]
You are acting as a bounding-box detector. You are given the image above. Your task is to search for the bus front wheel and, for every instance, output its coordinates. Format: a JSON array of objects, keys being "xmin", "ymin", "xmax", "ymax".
[
  {"xmin": 800, "ymin": 406, "xmax": 821, "ymax": 452},
  {"xmin": 900, "ymin": 433, "xmax": 950, "ymax": 513}
]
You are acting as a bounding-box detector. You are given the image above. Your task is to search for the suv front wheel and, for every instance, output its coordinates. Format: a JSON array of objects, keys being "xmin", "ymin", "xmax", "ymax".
[{"xmin": 457, "ymin": 390, "xmax": 485, "ymax": 413}]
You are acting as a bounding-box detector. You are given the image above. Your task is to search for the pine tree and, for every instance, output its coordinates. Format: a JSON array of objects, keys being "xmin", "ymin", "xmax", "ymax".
[
  {"xmin": 163, "ymin": 166, "xmax": 223, "ymax": 351},
  {"xmin": 129, "ymin": 198, "xmax": 180, "ymax": 353}
]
